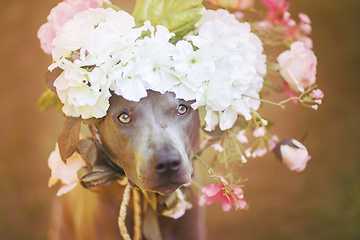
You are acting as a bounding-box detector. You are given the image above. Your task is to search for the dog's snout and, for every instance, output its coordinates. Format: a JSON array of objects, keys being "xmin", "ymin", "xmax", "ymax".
[
  {"xmin": 154, "ymin": 149, "xmax": 182, "ymax": 174},
  {"xmin": 155, "ymin": 159, "xmax": 181, "ymax": 173}
]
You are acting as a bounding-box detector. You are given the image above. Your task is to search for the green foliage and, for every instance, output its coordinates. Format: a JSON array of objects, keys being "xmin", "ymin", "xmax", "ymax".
[
  {"xmin": 37, "ymin": 89, "xmax": 62, "ymax": 112},
  {"xmin": 102, "ymin": 1, "xmax": 122, "ymax": 11},
  {"xmin": 132, "ymin": 0, "xmax": 203, "ymax": 43}
]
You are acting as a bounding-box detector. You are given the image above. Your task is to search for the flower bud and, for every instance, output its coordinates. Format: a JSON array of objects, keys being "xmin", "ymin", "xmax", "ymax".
[{"xmin": 273, "ymin": 139, "xmax": 311, "ymax": 172}]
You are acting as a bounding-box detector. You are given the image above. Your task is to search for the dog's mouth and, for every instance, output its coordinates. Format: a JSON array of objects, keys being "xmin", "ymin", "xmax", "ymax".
[
  {"xmin": 128, "ymin": 179, "xmax": 185, "ymax": 196},
  {"xmin": 151, "ymin": 182, "xmax": 185, "ymax": 195}
]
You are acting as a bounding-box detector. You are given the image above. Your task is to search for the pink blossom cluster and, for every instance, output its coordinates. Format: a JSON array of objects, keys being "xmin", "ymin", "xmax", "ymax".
[{"xmin": 259, "ymin": 0, "xmax": 313, "ymax": 49}]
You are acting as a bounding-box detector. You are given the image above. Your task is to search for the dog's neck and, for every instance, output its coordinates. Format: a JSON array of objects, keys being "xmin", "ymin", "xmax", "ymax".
[{"xmin": 89, "ymin": 124, "xmax": 126, "ymax": 174}]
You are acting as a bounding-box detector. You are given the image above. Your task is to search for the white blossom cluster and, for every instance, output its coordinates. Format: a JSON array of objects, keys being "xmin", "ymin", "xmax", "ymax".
[{"xmin": 50, "ymin": 8, "xmax": 266, "ymax": 130}]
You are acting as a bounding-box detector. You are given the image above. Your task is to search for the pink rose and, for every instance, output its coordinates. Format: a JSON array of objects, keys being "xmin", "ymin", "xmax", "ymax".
[
  {"xmin": 37, "ymin": 0, "xmax": 107, "ymax": 54},
  {"xmin": 273, "ymin": 138, "xmax": 311, "ymax": 172},
  {"xmin": 277, "ymin": 41, "xmax": 317, "ymax": 92},
  {"xmin": 48, "ymin": 143, "xmax": 87, "ymax": 196},
  {"xmin": 209, "ymin": 0, "xmax": 255, "ymax": 11}
]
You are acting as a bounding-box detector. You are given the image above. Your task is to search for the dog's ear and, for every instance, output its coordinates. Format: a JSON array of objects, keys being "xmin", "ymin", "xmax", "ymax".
[{"xmin": 57, "ymin": 117, "xmax": 82, "ymax": 162}]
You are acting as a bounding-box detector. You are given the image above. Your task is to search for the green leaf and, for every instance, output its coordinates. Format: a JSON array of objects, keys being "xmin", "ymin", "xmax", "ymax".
[
  {"xmin": 57, "ymin": 117, "xmax": 82, "ymax": 162},
  {"xmin": 132, "ymin": 0, "xmax": 203, "ymax": 43},
  {"xmin": 102, "ymin": 1, "xmax": 122, "ymax": 11},
  {"xmin": 37, "ymin": 89, "xmax": 62, "ymax": 112}
]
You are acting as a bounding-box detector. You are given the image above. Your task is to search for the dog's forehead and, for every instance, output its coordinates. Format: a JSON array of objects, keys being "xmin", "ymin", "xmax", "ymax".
[{"xmin": 107, "ymin": 91, "xmax": 180, "ymax": 116}]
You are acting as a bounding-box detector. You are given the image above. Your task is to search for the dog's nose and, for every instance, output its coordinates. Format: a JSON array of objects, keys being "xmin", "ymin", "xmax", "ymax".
[{"xmin": 154, "ymin": 149, "xmax": 182, "ymax": 174}]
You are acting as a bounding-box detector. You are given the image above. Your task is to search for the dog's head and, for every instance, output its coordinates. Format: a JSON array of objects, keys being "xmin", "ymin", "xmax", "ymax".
[{"xmin": 97, "ymin": 90, "xmax": 200, "ymax": 195}]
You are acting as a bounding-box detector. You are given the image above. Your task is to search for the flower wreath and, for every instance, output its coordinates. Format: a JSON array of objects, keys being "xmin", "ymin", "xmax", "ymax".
[{"xmin": 38, "ymin": 0, "xmax": 323, "ymax": 239}]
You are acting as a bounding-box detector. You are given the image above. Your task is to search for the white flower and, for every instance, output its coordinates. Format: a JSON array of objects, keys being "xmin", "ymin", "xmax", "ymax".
[
  {"xmin": 49, "ymin": 7, "xmax": 266, "ymax": 127},
  {"xmin": 137, "ymin": 26, "xmax": 179, "ymax": 94},
  {"xmin": 160, "ymin": 189, "xmax": 193, "ymax": 219},
  {"xmin": 184, "ymin": 9, "xmax": 266, "ymax": 130},
  {"xmin": 48, "ymin": 143, "xmax": 87, "ymax": 196},
  {"xmin": 52, "ymin": 8, "xmax": 114, "ymax": 61},
  {"xmin": 111, "ymin": 60, "xmax": 149, "ymax": 102},
  {"xmin": 54, "ymin": 59, "xmax": 111, "ymax": 119},
  {"xmin": 173, "ymin": 40, "xmax": 215, "ymax": 90},
  {"xmin": 204, "ymin": 106, "xmax": 219, "ymax": 131},
  {"xmin": 192, "ymin": 69, "xmax": 232, "ymax": 111},
  {"xmin": 194, "ymin": 8, "xmax": 241, "ymax": 30}
]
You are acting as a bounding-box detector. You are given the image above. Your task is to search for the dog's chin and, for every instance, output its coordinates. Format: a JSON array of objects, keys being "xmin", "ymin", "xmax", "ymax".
[
  {"xmin": 128, "ymin": 179, "xmax": 184, "ymax": 196},
  {"xmin": 151, "ymin": 182, "xmax": 183, "ymax": 196}
]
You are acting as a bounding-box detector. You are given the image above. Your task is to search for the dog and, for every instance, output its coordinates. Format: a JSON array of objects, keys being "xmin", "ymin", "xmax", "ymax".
[{"xmin": 48, "ymin": 90, "xmax": 206, "ymax": 240}]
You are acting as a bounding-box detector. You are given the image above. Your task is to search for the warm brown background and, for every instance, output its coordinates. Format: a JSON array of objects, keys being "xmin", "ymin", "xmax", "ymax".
[{"xmin": 1, "ymin": 0, "xmax": 359, "ymax": 239}]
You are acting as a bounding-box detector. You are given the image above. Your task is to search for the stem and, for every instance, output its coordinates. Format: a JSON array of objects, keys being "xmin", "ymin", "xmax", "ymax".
[{"xmin": 242, "ymin": 94, "xmax": 286, "ymax": 109}]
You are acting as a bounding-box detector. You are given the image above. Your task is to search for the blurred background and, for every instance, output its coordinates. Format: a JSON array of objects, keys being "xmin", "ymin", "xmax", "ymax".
[{"xmin": 0, "ymin": 0, "xmax": 359, "ymax": 239}]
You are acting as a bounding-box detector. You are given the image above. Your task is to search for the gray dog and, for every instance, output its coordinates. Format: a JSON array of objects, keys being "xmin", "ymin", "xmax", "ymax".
[{"xmin": 48, "ymin": 90, "xmax": 206, "ymax": 240}]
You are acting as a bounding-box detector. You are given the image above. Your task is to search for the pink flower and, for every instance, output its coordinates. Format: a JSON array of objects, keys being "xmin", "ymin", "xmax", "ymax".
[
  {"xmin": 48, "ymin": 143, "xmax": 87, "ymax": 196},
  {"xmin": 298, "ymin": 13, "xmax": 311, "ymax": 24},
  {"xmin": 200, "ymin": 179, "xmax": 246, "ymax": 211},
  {"xmin": 236, "ymin": 130, "xmax": 248, "ymax": 143},
  {"xmin": 261, "ymin": 0, "xmax": 290, "ymax": 12},
  {"xmin": 273, "ymin": 138, "xmax": 311, "ymax": 172},
  {"xmin": 277, "ymin": 41, "xmax": 317, "ymax": 93},
  {"xmin": 37, "ymin": 0, "xmax": 108, "ymax": 54},
  {"xmin": 260, "ymin": 0, "xmax": 290, "ymax": 21},
  {"xmin": 253, "ymin": 127, "xmax": 265, "ymax": 138},
  {"xmin": 268, "ymin": 135, "xmax": 279, "ymax": 150},
  {"xmin": 298, "ymin": 22, "xmax": 312, "ymax": 35},
  {"xmin": 251, "ymin": 147, "xmax": 267, "ymax": 158},
  {"xmin": 211, "ymin": 142, "xmax": 224, "ymax": 152},
  {"xmin": 209, "ymin": 0, "xmax": 255, "ymax": 11},
  {"xmin": 312, "ymin": 89, "xmax": 324, "ymax": 99},
  {"xmin": 245, "ymin": 148, "xmax": 252, "ymax": 157},
  {"xmin": 296, "ymin": 36, "xmax": 313, "ymax": 49}
]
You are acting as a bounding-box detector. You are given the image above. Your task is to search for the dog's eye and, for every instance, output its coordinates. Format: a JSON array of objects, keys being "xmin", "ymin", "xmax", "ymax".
[
  {"xmin": 177, "ymin": 104, "xmax": 188, "ymax": 115},
  {"xmin": 118, "ymin": 112, "xmax": 131, "ymax": 124}
]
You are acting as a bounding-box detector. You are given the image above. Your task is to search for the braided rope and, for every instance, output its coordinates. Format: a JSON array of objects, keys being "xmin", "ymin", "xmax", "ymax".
[
  {"xmin": 132, "ymin": 188, "xmax": 142, "ymax": 240},
  {"xmin": 118, "ymin": 184, "xmax": 143, "ymax": 240},
  {"xmin": 118, "ymin": 184, "xmax": 132, "ymax": 240}
]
